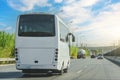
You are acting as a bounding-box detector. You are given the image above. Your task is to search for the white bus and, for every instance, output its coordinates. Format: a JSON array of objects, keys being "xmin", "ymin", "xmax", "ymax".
[{"xmin": 15, "ymin": 13, "xmax": 75, "ymax": 75}]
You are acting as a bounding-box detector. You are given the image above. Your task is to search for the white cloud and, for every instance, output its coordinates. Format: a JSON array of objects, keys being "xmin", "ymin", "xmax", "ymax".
[
  {"xmin": 57, "ymin": 1, "xmax": 120, "ymax": 46},
  {"xmin": 65, "ymin": 0, "xmax": 100, "ymax": 6},
  {"xmin": 54, "ymin": 0, "xmax": 63, "ymax": 3},
  {"xmin": 58, "ymin": 0, "xmax": 100, "ymax": 26},
  {"xmin": 0, "ymin": 26, "xmax": 13, "ymax": 31},
  {"xmin": 0, "ymin": 22, "xmax": 13, "ymax": 31},
  {"xmin": 59, "ymin": 0, "xmax": 93, "ymax": 25},
  {"xmin": 0, "ymin": 23, "xmax": 6, "ymax": 26},
  {"xmin": 7, "ymin": 0, "xmax": 51, "ymax": 12},
  {"xmin": 64, "ymin": 0, "xmax": 75, "ymax": 4},
  {"xmin": 5, "ymin": 26, "xmax": 13, "ymax": 31},
  {"xmin": 80, "ymin": 0, "xmax": 100, "ymax": 7},
  {"xmin": 74, "ymin": 3, "xmax": 120, "ymax": 46}
]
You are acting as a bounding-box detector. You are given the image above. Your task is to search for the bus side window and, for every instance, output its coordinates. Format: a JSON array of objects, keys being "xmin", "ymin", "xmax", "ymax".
[
  {"xmin": 59, "ymin": 22, "xmax": 69, "ymax": 43},
  {"xmin": 60, "ymin": 34, "xmax": 65, "ymax": 42}
]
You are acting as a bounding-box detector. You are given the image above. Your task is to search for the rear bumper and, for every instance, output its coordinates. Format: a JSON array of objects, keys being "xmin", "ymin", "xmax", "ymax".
[
  {"xmin": 22, "ymin": 69, "xmax": 60, "ymax": 73},
  {"xmin": 16, "ymin": 63, "xmax": 59, "ymax": 70}
]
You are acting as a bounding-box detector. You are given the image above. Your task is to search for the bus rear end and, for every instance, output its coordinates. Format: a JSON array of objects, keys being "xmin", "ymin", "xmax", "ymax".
[{"xmin": 15, "ymin": 14, "xmax": 59, "ymax": 73}]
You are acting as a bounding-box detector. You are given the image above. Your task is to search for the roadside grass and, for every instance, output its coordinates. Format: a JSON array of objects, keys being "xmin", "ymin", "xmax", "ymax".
[
  {"xmin": 0, "ymin": 31, "xmax": 15, "ymax": 58},
  {"xmin": 84, "ymin": 48, "xmax": 90, "ymax": 57},
  {"xmin": 70, "ymin": 46, "xmax": 79, "ymax": 58}
]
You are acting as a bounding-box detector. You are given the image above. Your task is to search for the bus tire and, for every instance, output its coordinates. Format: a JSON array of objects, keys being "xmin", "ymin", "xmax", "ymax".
[
  {"xmin": 22, "ymin": 70, "xmax": 27, "ymax": 73},
  {"xmin": 64, "ymin": 67, "xmax": 68, "ymax": 73},
  {"xmin": 64, "ymin": 63, "xmax": 69, "ymax": 73},
  {"xmin": 59, "ymin": 63, "xmax": 64, "ymax": 75}
]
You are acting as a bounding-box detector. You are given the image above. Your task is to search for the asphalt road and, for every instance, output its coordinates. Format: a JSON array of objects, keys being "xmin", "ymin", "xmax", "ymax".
[{"xmin": 0, "ymin": 58, "xmax": 120, "ymax": 80}]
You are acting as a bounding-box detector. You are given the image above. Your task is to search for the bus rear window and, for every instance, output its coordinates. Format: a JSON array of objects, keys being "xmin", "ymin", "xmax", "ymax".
[{"xmin": 18, "ymin": 15, "xmax": 55, "ymax": 37}]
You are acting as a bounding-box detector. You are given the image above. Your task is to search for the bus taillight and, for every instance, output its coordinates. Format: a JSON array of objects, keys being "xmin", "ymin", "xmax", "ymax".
[
  {"xmin": 55, "ymin": 49, "xmax": 58, "ymax": 61},
  {"xmin": 15, "ymin": 48, "xmax": 18, "ymax": 54},
  {"xmin": 15, "ymin": 48, "xmax": 18, "ymax": 61}
]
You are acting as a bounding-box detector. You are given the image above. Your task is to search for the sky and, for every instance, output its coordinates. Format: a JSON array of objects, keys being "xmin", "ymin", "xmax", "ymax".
[{"xmin": 0, "ymin": 0, "xmax": 120, "ymax": 46}]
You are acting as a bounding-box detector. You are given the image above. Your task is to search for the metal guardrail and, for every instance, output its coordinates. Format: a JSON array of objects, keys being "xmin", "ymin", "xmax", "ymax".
[{"xmin": 0, "ymin": 58, "xmax": 15, "ymax": 64}]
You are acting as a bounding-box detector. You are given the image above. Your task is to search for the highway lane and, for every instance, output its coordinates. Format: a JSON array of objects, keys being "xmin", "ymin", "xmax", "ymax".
[{"xmin": 0, "ymin": 58, "xmax": 120, "ymax": 80}]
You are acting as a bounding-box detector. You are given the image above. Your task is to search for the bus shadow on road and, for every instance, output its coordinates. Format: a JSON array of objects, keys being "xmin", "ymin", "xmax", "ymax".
[
  {"xmin": 21, "ymin": 73, "xmax": 58, "ymax": 78},
  {"xmin": 0, "ymin": 72, "xmax": 59, "ymax": 79},
  {"xmin": 0, "ymin": 71, "xmax": 22, "ymax": 79}
]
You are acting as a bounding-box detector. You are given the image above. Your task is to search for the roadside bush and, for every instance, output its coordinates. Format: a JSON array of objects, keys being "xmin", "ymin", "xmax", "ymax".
[
  {"xmin": 0, "ymin": 31, "xmax": 15, "ymax": 58},
  {"xmin": 70, "ymin": 46, "xmax": 78, "ymax": 58}
]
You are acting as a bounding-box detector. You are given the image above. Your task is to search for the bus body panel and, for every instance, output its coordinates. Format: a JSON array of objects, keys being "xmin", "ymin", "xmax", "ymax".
[
  {"xmin": 16, "ymin": 39, "xmax": 60, "ymax": 70},
  {"xmin": 58, "ymin": 41, "xmax": 70, "ymax": 69},
  {"xmin": 57, "ymin": 16, "xmax": 70, "ymax": 69},
  {"xmin": 16, "ymin": 48, "xmax": 57, "ymax": 70},
  {"xmin": 18, "ymin": 48, "xmax": 55, "ymax": 65},
  {"xmin": 15, "ymin": 37, "xmax": 58, "ymax": 48}
]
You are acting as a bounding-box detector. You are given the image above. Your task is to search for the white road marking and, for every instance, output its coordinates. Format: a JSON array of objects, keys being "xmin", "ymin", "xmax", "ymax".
[{"xmin": 77, "ymin": 70, "xmax": 83, "ymax": 74}]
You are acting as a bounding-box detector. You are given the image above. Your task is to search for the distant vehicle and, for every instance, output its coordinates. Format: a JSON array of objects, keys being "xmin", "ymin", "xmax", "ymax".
[
  {"xmin": 90, "ymin": 50, "xmax": 96, "ymax": 58},
  {"xmin": 97, "ymin": 54, "xmax": 103, "ymax": 59},
  {"xmin": 91, "ymin": 54, "xmax": 96, "ymax": 58},
  {"xmin": 77, "ymin": 49, "xmax": 86, "ymax": 59},
  {"xmin": 15, "ymin": 13, "xmax": 75, "ymax": 75}
]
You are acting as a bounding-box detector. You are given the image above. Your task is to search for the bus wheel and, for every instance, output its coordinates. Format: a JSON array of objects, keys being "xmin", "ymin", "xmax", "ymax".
[
  {"xmin": 22, "ymin": 70, "xmax": 27, "ymax": 73},
  {"xmin": 64, "ymin": 67, "xmax": 68, "ymax": 73},
  {"xmin": 59, "ymin": 64, "xmax": 64, "ymax": 75},
  {"xmin": 64, "ymin": 62, "xmax": 69, "ymax": 73}
]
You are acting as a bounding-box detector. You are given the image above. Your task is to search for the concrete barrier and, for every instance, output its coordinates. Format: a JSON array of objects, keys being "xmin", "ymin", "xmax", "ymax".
[
  {"xmin": 105, "ymin": 56, "xmax": 120, "ymax": 66},
  {"xmin": 104, "ymin": 47, "xmax": 120, "ymax": 66}
]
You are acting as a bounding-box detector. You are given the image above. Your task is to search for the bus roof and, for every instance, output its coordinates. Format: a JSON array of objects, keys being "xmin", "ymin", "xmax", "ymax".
[{"xmin": 19, "ymin": 12, "xmax": 55, "ymax": 16}]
